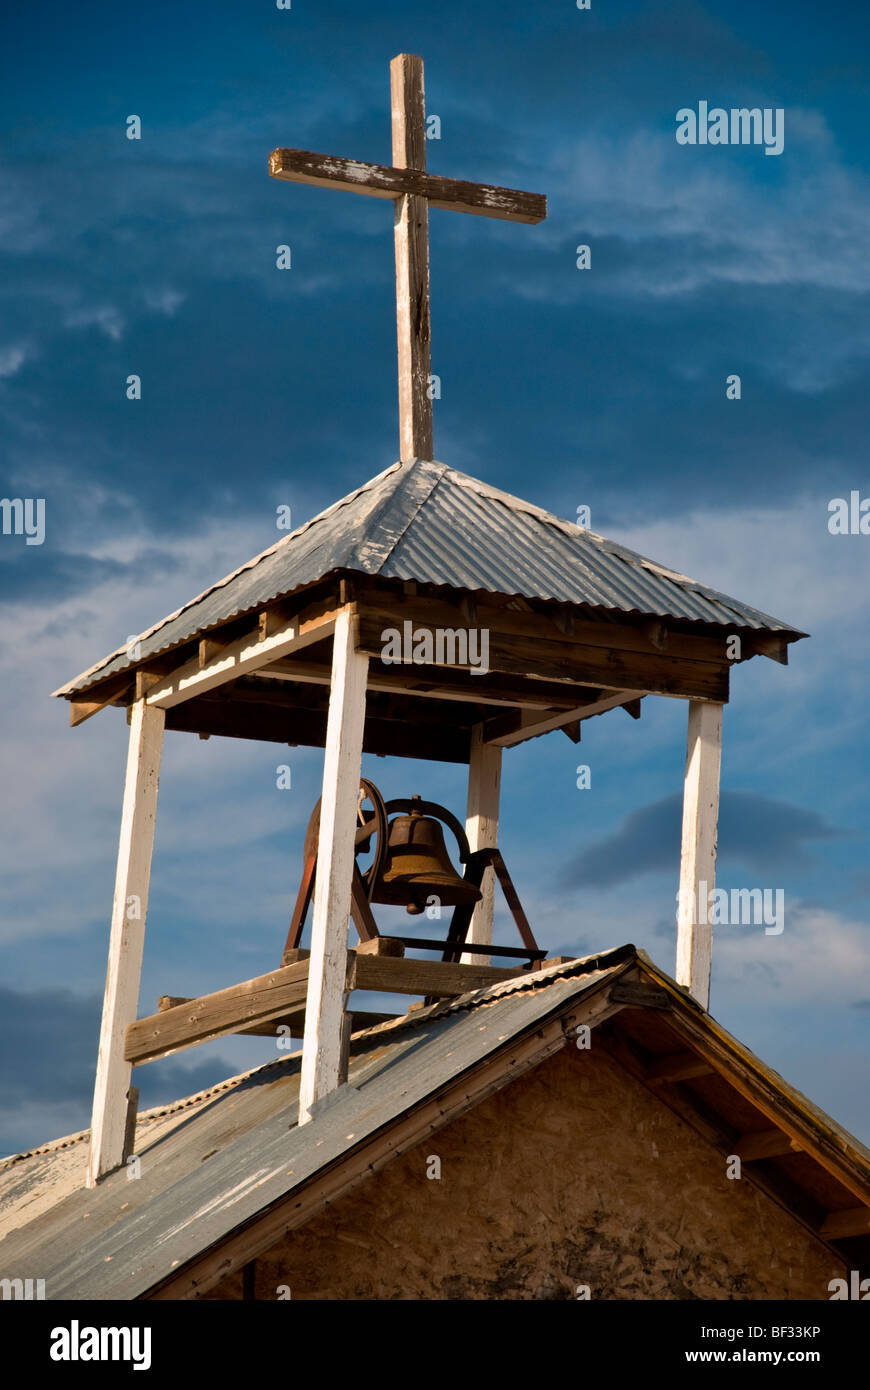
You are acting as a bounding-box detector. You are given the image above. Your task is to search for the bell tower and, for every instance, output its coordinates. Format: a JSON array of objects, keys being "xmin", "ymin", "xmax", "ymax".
[{"xmin": 52, "ymin": 54, "xmax": 804, "ymax": 1186}]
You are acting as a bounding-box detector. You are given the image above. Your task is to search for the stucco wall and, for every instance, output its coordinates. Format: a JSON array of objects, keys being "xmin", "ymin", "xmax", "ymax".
[{"xmin": 207, "ymin": 1044, "xmax": 845, "ymax": 1300}]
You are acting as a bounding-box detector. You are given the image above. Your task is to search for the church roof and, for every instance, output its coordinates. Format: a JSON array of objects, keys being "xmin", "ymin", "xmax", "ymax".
[
  {"xmin": 54, "ymin": 459, "xmax": 805, "ymax": 698},
  {"xmin": 2, "ymin": 946, "xmax": 867, "ymax": 1300}
]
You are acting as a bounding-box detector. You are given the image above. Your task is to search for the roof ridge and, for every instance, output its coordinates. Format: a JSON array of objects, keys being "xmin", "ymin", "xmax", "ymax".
[{"xmin": 372, "ymin": 459, "xmax": 446, "ymax": 571}]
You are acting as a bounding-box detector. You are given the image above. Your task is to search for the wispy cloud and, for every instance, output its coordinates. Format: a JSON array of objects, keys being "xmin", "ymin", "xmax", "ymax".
[
  {"xmin": 540, "ymin": 110, "xmax": 870, "ymax": 297},
  {"xmin": 0, "ymin": 343, "xmax": 32, "ymax": 378},
  {"xmin": 63, "ymin": 304, "xmax": 125, "ymax": 341}
]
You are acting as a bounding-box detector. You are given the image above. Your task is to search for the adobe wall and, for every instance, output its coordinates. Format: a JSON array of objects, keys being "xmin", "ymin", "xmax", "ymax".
[{"xmin": 207, "ymin": 1044, "xmax": 846, "ymax": 1300}]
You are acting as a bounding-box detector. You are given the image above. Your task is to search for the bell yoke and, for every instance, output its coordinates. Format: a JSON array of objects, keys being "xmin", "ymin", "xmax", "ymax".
[{"xmin": 284, "ymin": 778, "xmax": 544, "ymax": 966}]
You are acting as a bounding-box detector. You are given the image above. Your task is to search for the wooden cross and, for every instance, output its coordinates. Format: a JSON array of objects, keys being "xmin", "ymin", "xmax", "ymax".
[{"xmin": 270, "ymin": 54, "xmax": 546, "ymax": 462}]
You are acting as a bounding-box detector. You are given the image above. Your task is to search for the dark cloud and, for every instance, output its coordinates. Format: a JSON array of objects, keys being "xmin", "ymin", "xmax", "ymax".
[
  {"xmin": 559, "ymin": 790, "xmax": 843, "ymax": 890},
  {"xmin": 0, "ymin": 986, "xmax": 238, "ymax": 1154}
]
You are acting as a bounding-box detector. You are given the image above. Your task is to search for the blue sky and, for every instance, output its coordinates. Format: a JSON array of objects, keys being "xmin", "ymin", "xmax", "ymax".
[{"xmin": 2, "ymin": 0, "xmax": 869, "ymax": 1154}]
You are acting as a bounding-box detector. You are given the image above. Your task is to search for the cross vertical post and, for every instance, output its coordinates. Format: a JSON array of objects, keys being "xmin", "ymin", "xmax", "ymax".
[
  {"xmin": 269, "ymin": 54, "xmax": 545, "ymax": 466},
  {"xmin": 390, "ymin": 53, "xmax": 433, "ymax": 461}
]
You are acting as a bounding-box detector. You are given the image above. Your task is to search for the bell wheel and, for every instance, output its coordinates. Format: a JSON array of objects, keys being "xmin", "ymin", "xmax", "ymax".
[{"xmin": 354, "ymin": 778, "xmax": 388, "ymax": 900}]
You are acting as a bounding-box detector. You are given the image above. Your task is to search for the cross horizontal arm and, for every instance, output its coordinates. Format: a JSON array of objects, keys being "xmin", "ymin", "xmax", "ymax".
[{"xmin": 269, "ymin": 148, "xmax": 546, "ymax": 224}]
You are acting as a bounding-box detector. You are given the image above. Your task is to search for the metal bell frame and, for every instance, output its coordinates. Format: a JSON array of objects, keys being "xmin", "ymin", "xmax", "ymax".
[{"xmin": 283, "ymin": 778, "xmax": 545, "ymax": 967}]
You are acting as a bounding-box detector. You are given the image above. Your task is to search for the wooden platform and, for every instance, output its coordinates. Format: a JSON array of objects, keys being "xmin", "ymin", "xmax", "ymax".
[{"xmin": 125, "ymin": 944, "xmax": 536, "ymax": 1066}]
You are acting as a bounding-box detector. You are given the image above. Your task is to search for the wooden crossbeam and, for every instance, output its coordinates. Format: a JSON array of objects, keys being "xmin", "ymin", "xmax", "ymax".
[
  {"xmin": 608, "ymin": 982, "xmax": 672, "ymax": 1010},
  {"xmin": 646, "ymin": 1051, "xmax": 714, "ymax": 1084},
  {"xmin": 750, "ymin": 634, "xmax": 790, "ymax": 665},
  {"xmin": 70, "ymin": 693, "xmax": 118, "ymax": 727},
  {"xmin": 126, "ymin": 952, "xmax": 527, "ymax": 1066},
  {"xmin": 819, "ymin": 1207, "xmax": 870, "ymax": 1240},
  {"xmin": 127, "ymin": 958, "xmax": 314, "ymax": 1065},
  {"xmin": 261, "ymin": 658, "xmax": 600, "ymax": 711},
  {"xmin": 269, "ymin": 149, "xmax": 546, "ymax": 225},
  {"xmin": 482, "ymin": 690, "xmax": 645, "ymax": 747},
  {"xmin": 144, "ymin": 603, "xmax": 338, "ymax": 709},
  {"xmin": 356, "ymin": 589, "xmax": 736, "ymax": 665},
  {"xmin": 356, "ymin": 614, "xmax": 730, "ymax": 702},
  {"xmin": 351, "ymin": 952, "xmax": 523, "ymax": 997},
  {"xmin": 735, "ymin": 1128, "xmax": 801, "ymax": 1162},
  {"xmin": 155, "ymin": 997, "xmax": 397, "ymax": 1040}
]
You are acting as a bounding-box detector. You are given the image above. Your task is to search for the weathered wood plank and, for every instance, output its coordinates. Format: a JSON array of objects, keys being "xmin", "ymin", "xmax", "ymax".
[
  {"xmin": 608, "ymin": 981, "xmax": 672, "ymax": 1010},
  {"xmin": 391, "ymin": 53, "xmax": 432, "ymax": 461},
  {"xmin": 145, "ymin": 602, "xmax": 338, "ymax": 710},
  {"xmin": 356, "ymin": 614, "xmax": 730, "ymax": 701},
  {"xmin": 129, "ymin": 946, "xmax": 526, "ymax": 1065},
  {"xmin": 70, "ymin": 695, "xmax": 117, "ymax": 727},
  {"xmin": 269, "ymin": 148, "xmax": 546, "ymax": 225},
  {"xmin": 483, "ymin": 690, "xmax": 644, "ymax": 746},
  {"xmin": 126, "ymin": 959, "xmax": 314, "ymax": 1064},
  {"xmin": 154, "ymin": 996, "xmax": 397, "ymax": 1039},
  {"xmin": 87, "ymin": 699, "xmax": 165, "ymax": 1185},
  {"xmin": 351, "ymin": 952, "xmax": 524, "ymax": 997},
  {"xmin": 356, "ymin": 589, "xmax": 741, "ymax": 666}
]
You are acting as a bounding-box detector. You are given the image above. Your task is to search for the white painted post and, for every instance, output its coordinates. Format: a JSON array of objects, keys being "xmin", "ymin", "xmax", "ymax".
[
  {"xmin": 87, "ymin": 699, "xmax": 165, "ymax": 1186},
  {"xmin": 298, "ymin": 608, "xmax": 369, "ymax": 1124},
  {"xmin": 461, "ymin": 725, "xmax": 502, "ymax": 966},
  {"xmin": 675, "ymin": 700, "xmax": 723, "ymax": 1011}
]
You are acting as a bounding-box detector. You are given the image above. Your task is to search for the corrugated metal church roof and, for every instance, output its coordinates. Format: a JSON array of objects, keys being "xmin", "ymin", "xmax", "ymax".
[
  {"xmin": 55, "ymin": 458, "xmax": 806, "ymax": 697},
  {"xmin": 2, "ymin": 947, "xmax": 868, "ymax": 1300}
]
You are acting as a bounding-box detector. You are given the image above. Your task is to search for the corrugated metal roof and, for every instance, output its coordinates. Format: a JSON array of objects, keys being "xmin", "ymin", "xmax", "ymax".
[
  {"xmin": 2, "ymin": 945, "xmax": 869, "ymax": 1300},
  {"xmin": 55, "ymin": 459, "xmax": 806, "ymax": 697},
  {"xmin": 0, "ymin": 949, "xmax": 634, "ymax": 1299}
]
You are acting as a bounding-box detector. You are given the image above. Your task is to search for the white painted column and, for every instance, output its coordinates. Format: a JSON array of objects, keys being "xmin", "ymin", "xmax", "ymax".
[
  {"xmin": 298, "ymin": 608, "xmax": 368, "ymax": 1124},
  {"xmin": 675, "ymin": 700, "xmax": 723, "ymax": 1011},
  {"xmin": 461, "ymin": 725, "xmax": 502, "ymax": 966},
  {"xmin": 87, "ymin": 698, "xmax": 165, "ymax": 1186}
]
